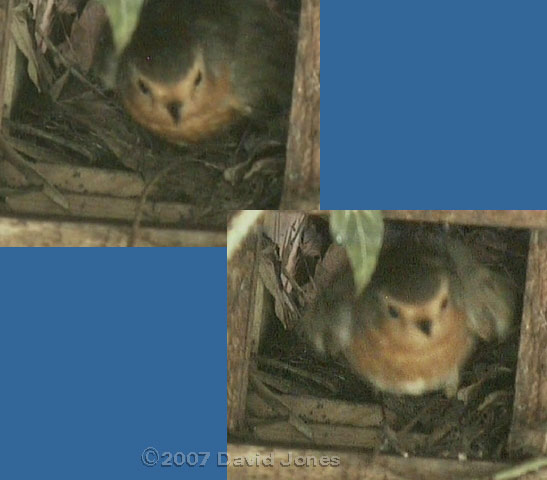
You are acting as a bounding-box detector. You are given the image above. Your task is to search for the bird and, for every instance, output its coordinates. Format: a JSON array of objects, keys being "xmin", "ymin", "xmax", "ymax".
[
  {"xmin": 301, "ymin": 237, "xmax": 515, "ymax": 397},
  {"xmin": 112, "ymin": 0, "xmax": 297, "ymax": 143}
]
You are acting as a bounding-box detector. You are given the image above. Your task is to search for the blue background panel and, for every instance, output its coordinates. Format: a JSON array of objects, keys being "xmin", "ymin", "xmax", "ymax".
[
  {"xmin": 1, "ymin": 249, "xmax": 226, "ymax": 479},
  {"xmin": 323, "ymin": 1, "xmax": 547, "ymax": 208}
]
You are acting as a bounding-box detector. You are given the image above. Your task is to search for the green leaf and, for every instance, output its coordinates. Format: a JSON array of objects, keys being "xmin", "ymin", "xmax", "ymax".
[
  {"xmin": 329, "ymin": 211, "xmax": 384, "ymax": 296},
  {"xmin": 96, "ymin": 0, "xmax": 145, "ymax": 54}
]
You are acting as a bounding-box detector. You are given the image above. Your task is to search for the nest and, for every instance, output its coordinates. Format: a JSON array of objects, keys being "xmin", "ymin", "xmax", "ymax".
[{"xmin": 242, "ymin": 214, "xmax": 529, "ymax": 462}]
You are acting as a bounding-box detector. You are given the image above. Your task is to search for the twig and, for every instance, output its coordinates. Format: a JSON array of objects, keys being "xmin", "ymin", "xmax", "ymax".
[
  {"xmin": 128, "ymin": 161, "xmax": 179, "ymax": 247},
  {"xmin": 7, "ymin": 121, "xmax": 96, "ymax": 162},
  {"xmin": 249, "ymin": 368, "xmax": 314, "ymax": 440},
  {"xmin": 0, "ymin": 131, "xmax": 68, "ymax": 209},
  {"xmin": 257, "ymin": 356, "xmax": 338, "ymax": 393}
]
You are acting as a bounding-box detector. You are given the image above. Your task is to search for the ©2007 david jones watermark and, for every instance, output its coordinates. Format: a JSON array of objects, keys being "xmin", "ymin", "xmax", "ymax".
[{"xmin": 141, "ymin": 447, "xmax": 341, "ymax": 468}]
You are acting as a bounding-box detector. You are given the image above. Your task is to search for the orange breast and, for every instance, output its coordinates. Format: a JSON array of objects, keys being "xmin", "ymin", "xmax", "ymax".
[
  {"xmin": 348, "ymin": 309, "xmax": 475, "ymax": 395},
  {"xmin": 120, "ymin": 63, "xmax": 248, "ymax": 143}
]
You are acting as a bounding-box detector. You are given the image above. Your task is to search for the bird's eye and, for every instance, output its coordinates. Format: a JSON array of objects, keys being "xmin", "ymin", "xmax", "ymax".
[
  {"xmin": 388, "ymin": 305, "xmax": 400, "ymax": 319},
  {"xmin": 440, "ymin": 296, "xmax": 448, "ymax": 311},
  {"xmin": 194, "ymin": 70, "xmax": 202, "ymax": 87},
  {"xmin": 137, "ymin": 79, "xmax": 150, "ymax": 95}
]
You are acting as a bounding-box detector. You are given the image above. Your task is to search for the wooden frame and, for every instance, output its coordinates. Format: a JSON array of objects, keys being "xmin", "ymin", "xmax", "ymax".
[
  {"xmin": 280, "ymin": 0, "xmax": 320, "ymax": 210},
  {"xmin": 0, "ymin": 0, "xmax": 15, "ymax": 126},
  {"xmin": 227, "ymin": 210, "xmax": 547, "ymax": 479}
]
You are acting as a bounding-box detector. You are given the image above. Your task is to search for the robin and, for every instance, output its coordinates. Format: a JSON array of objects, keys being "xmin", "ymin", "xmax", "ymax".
[
  {"xmin": 302, "ymin": 237, "xmax": 515, "ymax": 397},
  {"xmin": 113, "ymin": 0, "xmax": 297, "ymax": 143}
]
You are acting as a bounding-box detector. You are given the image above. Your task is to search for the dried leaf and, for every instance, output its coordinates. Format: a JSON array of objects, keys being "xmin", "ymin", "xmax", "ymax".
[
  {"xmin": 55, "ymin": 0, "xmax": 80, "ymax": 15},
  {"xmin": 33, "ymin": 0, "xmax": 55, "ymax": 52},
  {"xmin": 261, "ymin": 212, "xmax": 306, "ymax": 295},
  {"xmin": 65, "ymin": 1, "xmax": 109, "ymax": 73},
  {"xmin": 313, "ymin": 243, "xmax": 348, "ymax": 293},
  {"xmin": 49, "ymin": 69, "xmax": 70, "ymax": 101},
  {"xmin": 11, "ymin": 3, "xmax": 41, "ymax": 91}
]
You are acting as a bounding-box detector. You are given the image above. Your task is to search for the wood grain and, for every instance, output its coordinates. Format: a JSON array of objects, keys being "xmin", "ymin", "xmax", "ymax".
[
  {"xmin": 280, "ymin": 0, "xmax": 320, "ymax": 210},
  {"xmin": 508, "ymin": 229, "xmax": 547, "ymax": 455},
  {"xmin": 0, "ymin": 217, "xmax": 225, "ymax": 246},
  {"xmin": 228, "ymin": 233, "xmax": 259, "ymax": 433},
  {"xmin": 226, "ymin": 444, "xmax": 509, "ymax": 480},
  {"xmin": 383, "ymin": 210, "xmax": 547, "ymax": 229}
]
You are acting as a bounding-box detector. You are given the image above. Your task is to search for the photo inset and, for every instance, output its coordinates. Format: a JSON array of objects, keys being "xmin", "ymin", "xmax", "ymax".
[{"xmin": 228, "ymin": 210, "xmax": 541, "ymax": 478}]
